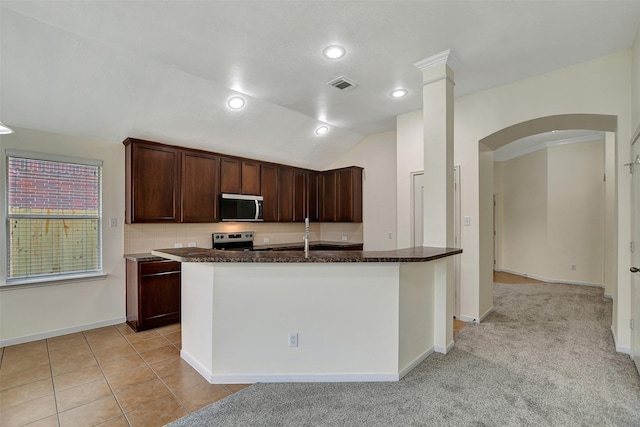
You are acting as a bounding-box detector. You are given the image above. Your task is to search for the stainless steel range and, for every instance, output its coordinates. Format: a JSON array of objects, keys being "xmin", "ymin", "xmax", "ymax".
[{"xmin": 212, "ymin": 231, "xmax": 254, "ymax": 251}]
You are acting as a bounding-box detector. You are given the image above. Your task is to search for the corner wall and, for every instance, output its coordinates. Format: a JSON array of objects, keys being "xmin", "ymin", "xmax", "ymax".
[
  {"xmin": 330, "ymin": 130, "xmax": 397, "ymax": 251},
  {"xmin": 0, "ymin": 128, "xmax": 126, "ymax": 346}
]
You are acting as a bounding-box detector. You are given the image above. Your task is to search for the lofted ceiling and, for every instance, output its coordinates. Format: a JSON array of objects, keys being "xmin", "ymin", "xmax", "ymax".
[{"xmin": 1, "ymin": 1, "xmax": 640, "ymax": 169}]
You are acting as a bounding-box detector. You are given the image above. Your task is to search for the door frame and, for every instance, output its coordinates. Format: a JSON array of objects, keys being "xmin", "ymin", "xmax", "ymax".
[{"xmin": 631, "ymin": 126, "xmax": 640, "ymax": 374}]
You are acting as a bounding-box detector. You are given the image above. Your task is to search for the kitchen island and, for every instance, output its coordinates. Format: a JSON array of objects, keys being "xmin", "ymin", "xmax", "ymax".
[{"xmin": 151, "ymin": 246, "xmax": 462, "ymax": 384}]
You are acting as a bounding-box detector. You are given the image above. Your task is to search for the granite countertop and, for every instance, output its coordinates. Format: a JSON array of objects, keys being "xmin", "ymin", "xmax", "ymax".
[
  {"xmin": 253, "ymin": 240, "xmax": 363, "ymax": 250},
  {"xmin": 123, "ymin": 253, "xmax": 166, "ymax": 262},
  {"xmin": 151, "ymin": 246, "xmax": 462, "ymax": 263}
]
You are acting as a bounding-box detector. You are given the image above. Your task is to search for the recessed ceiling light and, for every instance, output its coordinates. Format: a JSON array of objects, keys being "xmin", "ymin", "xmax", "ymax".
[
  {"xmin": 227, "ymin": 96, "xmax": 245, "ymax": 110},
  {"xmin": 323, "ymin": 45, "xmax": 346, "ymax": 59},
  {"xmin": 390, "ymin": 89, "xmax": 408, "ymax": 98},
  {"xmin": 315, "ymin": 125, "xmax": 329, "ymax": 136}
]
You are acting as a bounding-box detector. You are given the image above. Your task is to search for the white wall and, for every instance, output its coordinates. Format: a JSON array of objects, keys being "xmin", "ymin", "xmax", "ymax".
[
  {"xmin": 396, "ymin": 110, "xmax": 423, "ymax": 250},
  {"xmin": 500, "ymin": 148, "xmax": 549, "ymax": 278},
  {"xmin": 633, "ymin": 23, "xmax": 640, "ymax": 133},
  {"xmin": 0, "ymin": 128, "xmax": 126, "ymax": 346},
  {"xmin": 497, "ymin": 140, "xmax": 605, "ymax": 286},
  {"xmin": 330, "ymin": 130, "xmax": 397, "ymax": 250},
  {"xmin": 547, "ymin": 140, "xmax": 605, "ymax": 285}
]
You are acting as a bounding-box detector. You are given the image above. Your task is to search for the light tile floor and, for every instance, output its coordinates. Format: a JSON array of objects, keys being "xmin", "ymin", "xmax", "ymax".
[{"xmin": 0, "ymin": 323, "xmax": 249, "ymax": 427}]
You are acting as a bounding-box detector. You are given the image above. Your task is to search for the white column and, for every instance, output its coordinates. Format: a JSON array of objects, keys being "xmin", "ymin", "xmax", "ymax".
[
  {"xmin": 414, "ymin": 50, "xmax": 457, "ymax": 353},
  {"xmin": 414, "ymin": 50, "xmax": 456, "ymax": 248}
]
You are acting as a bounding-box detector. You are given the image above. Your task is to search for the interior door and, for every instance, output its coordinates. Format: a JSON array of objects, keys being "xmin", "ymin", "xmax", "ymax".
[{"xmin": 632, "ymin": 141, "xmax": 640, "ymax": 374}]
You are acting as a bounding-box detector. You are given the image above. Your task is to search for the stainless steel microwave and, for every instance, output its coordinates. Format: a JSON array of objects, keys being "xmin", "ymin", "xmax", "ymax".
[{"xmin": 220, "ymin": 193, "xmax": 263, "ymax": 222}]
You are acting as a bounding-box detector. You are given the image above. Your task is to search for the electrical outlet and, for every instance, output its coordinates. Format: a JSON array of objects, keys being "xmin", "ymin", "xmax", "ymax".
[
  {"xmin": 388, "ymin": 232, "xmax": 393, "ymax": 239},
  {"xmin": 341, "ymin": 236, "xmax": 347, "ymax": 241},
  {"xmin": 174, "ymin": 243, "xmax": 183, "ymax": 248},
  {"xmin": 571, "ymin": 264, "xmax": 576, "ymax": 271},
  {"xmin": 188, "ymin": 242, "xmax": 196, "ymax": 247},
  {"xmin": 109, "ymin": 218, "xmax": 117, "ymax": 228},
  {"xmin": 288, "ymin": 332, "xmax": 298, "ymax": 347},
  {"xmin": 263, "ymin": 238, "xmax": 270, "ymax": 243}
]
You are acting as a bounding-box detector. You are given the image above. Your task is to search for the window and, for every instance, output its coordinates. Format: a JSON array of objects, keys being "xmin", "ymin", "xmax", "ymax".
[{"xmin": 6, "ymin": 150, "xmax": 103, "ymax": 284}]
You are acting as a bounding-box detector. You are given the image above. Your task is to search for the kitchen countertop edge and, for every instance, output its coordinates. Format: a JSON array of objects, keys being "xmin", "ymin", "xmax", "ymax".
[{"xmin": 151, "ymin": 247, "xmax": 462, "ymax": 263}]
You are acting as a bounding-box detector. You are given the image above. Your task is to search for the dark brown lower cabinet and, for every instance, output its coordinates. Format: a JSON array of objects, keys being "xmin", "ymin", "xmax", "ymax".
[{"xmin": 126, "ymin": 259, "xmax": 181, "ymax": 332}]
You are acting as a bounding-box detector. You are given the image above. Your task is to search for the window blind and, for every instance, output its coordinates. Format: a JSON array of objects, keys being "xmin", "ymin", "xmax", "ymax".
[{"xmin": 6, "ymin": 153, "xmax": 103, "ymax": 283}]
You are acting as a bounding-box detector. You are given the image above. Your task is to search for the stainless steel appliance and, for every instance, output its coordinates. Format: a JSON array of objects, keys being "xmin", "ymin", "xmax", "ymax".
[
  {"xmin": 212, "ymin": 231, "xmax": 254, "ymax": 251},
  {"xmin": 220, "ymin": 194, "xmax": 263, "ymax": 222}
]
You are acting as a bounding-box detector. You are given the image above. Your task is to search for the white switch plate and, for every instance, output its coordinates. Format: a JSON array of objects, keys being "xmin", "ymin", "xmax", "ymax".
[
  {"xmin": 109, "ymin": 218, "xmax": 117, "ymax": 228},
  {"xmin": 464, "ymin": 216, "xmax": 471, "ymax": 226},
  {"xmin": 188, "ymin": 242, "xmax": 196, "ymax": 247},
  {"xmin": 388, "ymin": 232, "xmax": 393, "ymax": 239},
  {"xmin": 174, "ymin": 243, "xmax": 183, "ymax": 248}
]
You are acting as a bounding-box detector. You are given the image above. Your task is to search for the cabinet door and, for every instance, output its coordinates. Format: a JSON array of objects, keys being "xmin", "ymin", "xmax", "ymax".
[
  {"xmin": 319, "ymin": 170, "xmax": 337, "ymax": 222},
  {"xmin": 337, "ymin": 168, "xmax": 363, "ymax": 222},
  {"xmin": 261, "ymin": 164, "xmax": 278, "ymax": 222},
  {"xmin": 293, "ymin": 170, "xmax": 307, "ymax": 222},
  {"xmin": 139, "ymin": 271, "xmax": 181, "ymax": 330},
  {"xmin": 129, "ymin": 142, "xmax": 180, "ymax": 223},
  {"xmin": 220, "ymin": 157, "xmax": 242, "ymax": 194},
  {"xmin": 242, "ymin": 161, "xmax": 261, "ymax": 195},
  {"xmin": 278, "ymin": 167, "xmax": 294, "ymax": 222},
  {"xmin": 307, "ymin": 172, "xmax": 319, "ymax": 222},
  {"xmin": 181, "ymin": 151, "xmax": 219, "ymax": 222}
]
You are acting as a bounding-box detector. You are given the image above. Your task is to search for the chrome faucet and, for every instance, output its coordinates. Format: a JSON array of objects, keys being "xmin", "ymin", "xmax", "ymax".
[{"xmin": 304, "ymin": 217, "xmax": 309, "ymax": 258}]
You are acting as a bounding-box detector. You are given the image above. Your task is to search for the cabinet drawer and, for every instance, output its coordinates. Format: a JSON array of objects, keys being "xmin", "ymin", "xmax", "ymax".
[{"xmin": 140, "ymin": 260, "xmax": 181, "ymax": 276}]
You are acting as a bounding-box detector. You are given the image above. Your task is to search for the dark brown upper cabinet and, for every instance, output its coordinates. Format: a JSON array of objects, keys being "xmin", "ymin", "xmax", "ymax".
[
  {"xmin": 124, "ymin": 138, "xmax": 363, "ymax": 224},
  {"xmin": 220, "ymin": 157, "xmax": 242, "ymax": 194},
  {"xmin": 260, "ymin": 164, "xmax": 278, "ymax": 222},
  {"xmin": 319, "ymin": 170, "xmax": 337, "ymax": 222},
  {"xmin": 293, "ymin": 170, "xmax": 307, "ymax": 222},
  {"xmin": 320, "ymin": 167, "xmax": 363, "ymax": 222},
  {"xmin": 278, "ymin": 167, "xmax": 294, "ymax": 222},
  {"xmin": 181, "ymin": 151, "xmax": 219, "ymax": 223},
  {"xmin": 125, "ymin": 138, "xmax": 181, "ymax": 223},
  {"xmin": 307, "ymin": 172, "xmax": 319, "ymax": 222},
  {"xmin": 336, "ymin": 167, "xmax": 363, "ymax": 222},
  {"xmin": 241, "ymin": 161, "xmax": 261, "ymax": 195}
]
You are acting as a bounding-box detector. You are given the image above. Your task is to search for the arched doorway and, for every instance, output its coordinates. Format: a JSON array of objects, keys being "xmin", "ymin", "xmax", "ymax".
[{"xmin": 478, "ymin": 113, "xmax": 619, "ymax": 323}]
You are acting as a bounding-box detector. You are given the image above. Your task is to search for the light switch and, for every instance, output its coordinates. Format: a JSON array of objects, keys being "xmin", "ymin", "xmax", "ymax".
[
  {"xmin": 464, "ymin": 216, "xmax": 471, "ymax": 226},
  {"xmin": 109, "ymin": 218, "xmax": 117, "ymax": 228}
]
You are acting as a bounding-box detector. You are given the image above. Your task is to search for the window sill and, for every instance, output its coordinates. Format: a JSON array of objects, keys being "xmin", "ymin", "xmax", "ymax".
[{"xmin": 2, "ymin": 273, "xmax": 108, "ymax": 290}]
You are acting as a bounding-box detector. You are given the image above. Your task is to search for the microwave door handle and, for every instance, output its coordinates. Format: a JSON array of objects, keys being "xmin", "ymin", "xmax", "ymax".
[{"xmin": 255, "ymin": 199, "xmax": 260, "ymax": 221}]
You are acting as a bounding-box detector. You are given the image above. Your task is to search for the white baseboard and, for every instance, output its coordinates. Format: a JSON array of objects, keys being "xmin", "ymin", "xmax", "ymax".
[
  {"xmin": 604, "ymin": 293, "xmax": 613, "ymax": 299},
  {"xmin": 497, "ymin": 269, "xmax": 604, "ymax": 288},
  {"xmin": 434, "ymin": 340, "xmax": 455, "ymax": 354},
  {"xmin": 458, "ymin": 315, "xmax": 478, "ymax": 323},
  {"xmin": 610, "ymin": 326, "xmax": 631, "ymax": 355},
  {"xmin": 210, "ymin": 372, "xmax": 401, "ymax": 384},
  {"xmin": 399, "ymin": 347, "xmax": 434, "ymax": 379},
  {"xmin": 183, "ymin": 349, "xmax": 410, "ymax": 384},
  {"xmin": 458, "ymin": 306, "xmax": 493, "ymax": 324},
  {"xmin": 181, "ymin": 349, "xmax": 215, "ymax": 383},
  {"xmin": 0, "ymin": 317, "xmax": 126, "ymax": 348},
  {"xmin": 480, "ymin": 306, "xmax": 494, "ymax": 322}
]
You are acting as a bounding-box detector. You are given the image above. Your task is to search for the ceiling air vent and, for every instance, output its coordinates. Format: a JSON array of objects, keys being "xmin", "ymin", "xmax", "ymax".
[{"xmin": 327, "ymin": 76, "xmax": 358, "ymax": 91}]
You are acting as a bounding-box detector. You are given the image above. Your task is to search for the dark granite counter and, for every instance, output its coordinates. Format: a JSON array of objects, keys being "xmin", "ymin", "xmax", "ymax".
[
  {"xmin": 123, "ymin": 253, "xmax": 165, "ymax": 262},
  {"xmin": 253, "ymin": 240, "xmax": 363, "ymax": 251},
  {"xmin": 151, "ymin": 246, "xmax": 462, "ymax": 263}
]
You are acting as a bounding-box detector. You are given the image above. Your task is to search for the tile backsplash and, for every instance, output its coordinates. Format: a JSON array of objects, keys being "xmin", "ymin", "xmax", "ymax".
[{"xmin": 124, "ymin": 222, "xmax": 363, "ymax": 254}]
